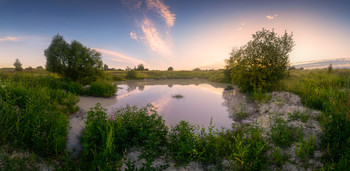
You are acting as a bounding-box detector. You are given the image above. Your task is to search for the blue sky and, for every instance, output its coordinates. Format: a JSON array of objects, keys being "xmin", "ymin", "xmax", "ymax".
[{"xmin": 1, "ymin": 0, "xmax": 350, "ymax": 69}]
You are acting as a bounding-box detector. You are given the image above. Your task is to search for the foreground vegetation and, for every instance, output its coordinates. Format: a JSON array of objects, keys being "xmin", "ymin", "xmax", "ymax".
[
  {"xmin": 0, "ymin": 67, "xmax": 349, "ymax": 170},
  {"xmin": 274, "ymin": 69, "xmax": 350, "ymax": 169}
]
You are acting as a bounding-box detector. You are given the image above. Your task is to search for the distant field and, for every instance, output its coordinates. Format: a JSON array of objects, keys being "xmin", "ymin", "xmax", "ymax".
[{"xmin": 106, "ymin": 70, "xmax": 226, "ymax": 82}]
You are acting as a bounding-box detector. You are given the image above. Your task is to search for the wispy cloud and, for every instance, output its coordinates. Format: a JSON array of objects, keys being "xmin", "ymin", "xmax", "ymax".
[
  {"xmin": 95, "ymin": 48, "xmax": 148, "ymax": 65},
  {"xmin": 141, "ymin": 17, "xmax": 171, "ymax": 56},
  {"xmin": 146, "ymin": 0, "xmax": 176, "ymax": 27},
  {"xmin": 266, "ymin": 14, "xmax": 278, "ymax": 20},
  {"xmin": 123, "ymin": 0, "xmax": 175, "ymax": 56},
  {"xmin": 130, "ymin": 31, "xmax": 138, "ymax": 40},
  {"xmin": 0, "ymin": 36, "xmax": 19, "ymax": 42}
]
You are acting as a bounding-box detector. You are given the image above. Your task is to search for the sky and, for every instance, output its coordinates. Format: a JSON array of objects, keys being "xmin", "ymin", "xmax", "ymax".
[{"xmin": 0, "ymin": 0, "xmax": 350, "ymax": 70}]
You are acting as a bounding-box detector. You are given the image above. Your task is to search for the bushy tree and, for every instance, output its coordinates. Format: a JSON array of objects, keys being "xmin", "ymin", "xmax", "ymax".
[
  {"xmin": 36, "ymin": 66, "xmax": 44, "ymax": 70},
  {"xmin": 13, "ymin": 58, "xmax": 23, "ymax": 71},
  {"xmin": 45, "ymin": 34, "xmax": 103, "ymax": 84},
  {"xmin": 167, "ymin": 67, "xmax": 174, "ymax": 71},
  {"xmin": 226, "ymin": 29, "xmax": 295, "ymax": 92},
  {"xmin": 104, "ymin": 64, "xmax": 109, "ymax": 70},
  {"xmin": 136, "ymin": 63, "xmax": 145, "ymax": 71}
]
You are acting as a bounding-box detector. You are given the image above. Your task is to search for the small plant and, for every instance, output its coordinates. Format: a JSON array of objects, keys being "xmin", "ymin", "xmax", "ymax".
[
  {"xmin": 288, "ymin": 110, "xmax": 309, "ymax": 123},
  {"xmin": 233, "ymin": 103, "xmax": 249, "ymax": 121},
  {"xmin": 270, "ymin": 147, "xmax": 289, "ymax": 167},
  {"xmin": 295, "ymin": 135, "xmax": 316, "ymax": 162},
  {"xmin": 126, "ymin": 70, "xmax": 138, "ymax": 79},
  {"xmin": 225, "ymin": 84, "xmax": 234, "ymax": 90},
  {"xmin": 270, "ymin": 117, "xmax": 302, "ymax": 148},
  {"xmin": 84, "ymin": 80, "xmax": 116, "ymax": 97},
  {"xmin": 251, "ymin": 89, "xmax": 272, "ymax": 103},
  {"xmin": 275, "ymin": 98, "xmax": 284, "ymax": 106},
  {"xmin": 172, "ymin": 94, "xmax": 184, "ymax": 99},
  {"xmin": 328, "ymin": 63, "xmax": 333, "ymax": 74}
]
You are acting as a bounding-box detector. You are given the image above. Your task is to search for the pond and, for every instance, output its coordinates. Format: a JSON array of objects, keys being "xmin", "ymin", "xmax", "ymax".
[{"xmin": 78, "ymin": 79, "xmax": 249, "ymax": 129}]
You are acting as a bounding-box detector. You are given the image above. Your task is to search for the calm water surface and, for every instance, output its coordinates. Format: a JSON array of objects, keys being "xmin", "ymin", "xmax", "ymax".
[{"xmin": 78, "ymin": 79, "xmax": 248, "ymax": 129}]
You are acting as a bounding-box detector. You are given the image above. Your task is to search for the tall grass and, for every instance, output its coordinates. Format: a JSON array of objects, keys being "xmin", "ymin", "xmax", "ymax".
[
  {"xmin": 0, "ymin": 72, "xmax": 79, "ymax": 157},
  {"xmin": 274, "ymin": 69, "xmax": 350, "ymax": 169},
  {"xmin": 81, "ymin": 104, "xmax": 269, "ymax": 170}
]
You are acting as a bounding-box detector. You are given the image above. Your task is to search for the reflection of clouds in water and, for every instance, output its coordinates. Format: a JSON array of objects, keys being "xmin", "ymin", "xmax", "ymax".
[{"xmin": 221, "ymin": 90, "xmax": 247, "ymax": 119}]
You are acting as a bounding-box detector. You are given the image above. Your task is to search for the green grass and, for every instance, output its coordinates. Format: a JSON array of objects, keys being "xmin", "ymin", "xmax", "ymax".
[
  {"xmin": 288, "ymin": 110, "xmax": 310, "ymax": 123},
  {"xmin": 107, "ymin": 70, "xmax": 226, "ymax": 82},
  {"xmin": 274, "ymin": 68, "xmax": 350, "ymax": 169},
  {"xmin": 0, "ymin": 75, "xmax": 77, "ymax": 157},
  {"xmin": 295, "ymin": 134, "xmax": 316, "ymax": 162},
  {"xmin": 270, "ymin": 117, "xmax": 303, "ymax": 148},
  {"xmin": 84, "ymin": 80, "xmax": 116, "ymax": 97}
]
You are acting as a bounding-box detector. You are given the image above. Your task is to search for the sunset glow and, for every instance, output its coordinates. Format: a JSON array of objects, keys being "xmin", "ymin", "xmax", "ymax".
[{"xmin": 0, "ymin": 0, "xmax": 349, "ymax": 69}]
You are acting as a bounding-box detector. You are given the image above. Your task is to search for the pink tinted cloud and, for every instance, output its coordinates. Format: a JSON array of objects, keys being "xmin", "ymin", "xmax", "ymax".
[
  {"xmin": 130, "ymin": 31, "xmax": 138, "ymax": 40},
  {"xmin": 95, "ymin": 48, "xmax": 148, "ymax": 65},
  {"xmin": 146, "ymin": 0, "xmax": 176, "ymax": 27},
  {"xmin": 0, "ymin": 36, "xmax": 19, "ymax": 42},
  {"xmin": 266, "ymin": 14, "xmax": 278, "ymax": 20},
  {"xmin": 141, "ymin": 17, "xmax": 171, "ymax": 55}
]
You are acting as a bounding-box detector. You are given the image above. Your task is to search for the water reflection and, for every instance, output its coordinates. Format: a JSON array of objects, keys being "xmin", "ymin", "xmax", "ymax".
[{"xmin": 79, "ymin": 79, "xmax": 249, "ymax": 129}]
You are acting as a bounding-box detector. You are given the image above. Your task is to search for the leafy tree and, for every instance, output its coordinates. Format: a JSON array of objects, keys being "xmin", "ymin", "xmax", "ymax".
[
  {"xmin": 13, "ymin": 58, "xmax": 23, "ymax": 71},
  {"xmin": 136, "ymin": 63, "xmax": 145, "ymax": 71},
  {"xmin": 126, "ymin": 69, "xmax": 138, "ymax": 79},
  {"xmin": 36, "ymin": 66, "xmax": 44, "ymax": 70},
  {"xmin": 328, "ymin": 63, "xmax": 333, "ymax": 74},
  {"xmin": 226, "ymin": 29, "xmax": 295, "ymax": 92},
  {"xmin": 167, "ymin": 67, "xmax": 174, "ymax": 71},
  {"xmin": 104, "ymin": 64, "xmax": 109, "ymax": 70},
  {"xmin": 45, "ymin": 34, "xmax": 103, "ymax": 84},
  {"xmin": 193, "ymin": 68, "xmax": 201, "ymax": 71},
  {"xmin": 25, "ymin": 66, "xmax": 33, "ymax": 71}
]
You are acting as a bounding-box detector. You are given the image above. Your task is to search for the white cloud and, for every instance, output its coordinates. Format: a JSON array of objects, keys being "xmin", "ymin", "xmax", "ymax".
[
  {"xmin": 266, "ymin": 14, "xmax": 278, "ymax": 20},
  {"xmin": 146, "ymin": 0, "xmax": 176, "ymax": 27},
  {"xmin": 95, "ymin": 48, "xmax": 148, "ymax": 65},
  {"xmin": 0, "ymin": 36, "xmax": 19, "ymax": 42},
  {"xmin": 141, "ymin": 17, "xmax": 171, "ymax": 56}
]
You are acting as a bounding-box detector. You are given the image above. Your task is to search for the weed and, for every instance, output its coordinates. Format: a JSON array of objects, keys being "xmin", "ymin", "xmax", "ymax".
[
  {"xmin": 270, "ymin": 117, "xmax": 302, "ymax": 148},
  {"xmin": 84, "ymin": 80, "xmax": 116, "ymax": 97},
  {"xmin": 288, "ymin": 110, "xmax": 309, "ymax": 123},
  {"xmin": 233, "ymin": 103, "xmax": 249, "ymax": 121},
  {"xmin": 225, "ymin": 84, "xmax": 234, "ymax": 90},
  {"xmin": 250, "ymin": 89, "xmax": 272, "ymax": 103},
  {"xmin": 270, "ymin": 147, "xmax": 289, "ymax": 167},
  {"xmin": 295, "ymin": 135, "xmax": 316, "ymax": 162}
]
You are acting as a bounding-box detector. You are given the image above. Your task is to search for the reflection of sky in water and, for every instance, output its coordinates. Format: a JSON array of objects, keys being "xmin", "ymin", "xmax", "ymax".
[{"xmin": 79, "ymin": 79, "xmax": 247, "ymax": 129}]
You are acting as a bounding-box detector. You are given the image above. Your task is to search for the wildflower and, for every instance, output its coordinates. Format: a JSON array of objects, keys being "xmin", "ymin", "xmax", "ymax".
[{"xmin": 109, "ymin": 111, "xmax": 114, "ymax": 121}]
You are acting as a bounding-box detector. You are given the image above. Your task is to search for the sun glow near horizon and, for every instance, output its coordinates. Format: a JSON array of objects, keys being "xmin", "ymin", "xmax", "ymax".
[{"xmin": 0, "ymin": 0, "xmax": 349, "ymax": 69}]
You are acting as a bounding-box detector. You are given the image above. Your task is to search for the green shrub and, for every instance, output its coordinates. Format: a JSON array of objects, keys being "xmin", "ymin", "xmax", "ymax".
[
  {"xmin": 250, "ymin": 89, "xmax": 272, "ymax": 103},
  {"xmin": 0, "ymin": 85, "xmax": 71, "ymax": 157},
  {"xmin": 85, "ymin": 81, "xmax": 116, "ymax": 97},
  {"xmin": 126, "ymin": 70, "xmax": 138, "ymax": 79},
  {"xmin": 270, "ymin": 147, "xmax": 289, "ymax": 167},
  {"xmin": 274, "ymin": 69, "xmax": 350, "ymax": 168},
  {"xmin": 81, "ymin": 104, "xmax": 168, "ymax": 170},
  {"xmin": 288, "ymin": 110, "xmax": 309, "ymax": 123},
  {"xmin": 168, "ymin": 121, "xmax": 199, "ymax": 165},
  {"xmin": 270, "ymin": 117, "xmax": 302, "ymax": 148},
  {"xmin": 227, "ymin": 125, "xmax": 268, "ymax": 170},
  {"xmin": 226, "ymin": 29, "xmax": 295, "ymax": 92},
  {"xmin": 295, "ymin": 135, "xmax": 316, "ymax": 162}
]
